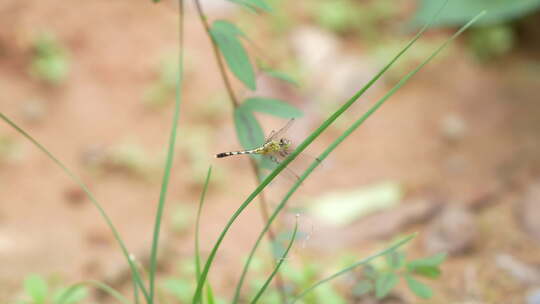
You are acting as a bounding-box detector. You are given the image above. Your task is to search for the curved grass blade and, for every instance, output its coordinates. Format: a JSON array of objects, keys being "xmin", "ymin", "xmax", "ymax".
[
  {"xmin": 195, "ymin": 166, "xmax": 213, "ymax": 279},
  {"xmin": 148, "ymin": 0, "xmax": 185, "ymax": 302},
  {"xmin": 0, "ymin": 113, "xmax": 150, "ymax": 301},
  {"xmin": 231, "ymin": 2, "xmax": 454, "ymax": 301},
  {"xmin": 195, "ymin": 167, "xmax": 214, "ymax": 304},
  {"xmin": 56, "ymin": 280, "xmax": 130, "ymax": 304},
  {"xmin": 290, "ymin": 235, "xmax": 415, "ymax": 303},
  {"xmin": 250, "ymin": 217, "xmax": 298, "ymax": 304},
  {"xmin": 194, "ymin": 2, "xmax": 460, "ymax": 303}
]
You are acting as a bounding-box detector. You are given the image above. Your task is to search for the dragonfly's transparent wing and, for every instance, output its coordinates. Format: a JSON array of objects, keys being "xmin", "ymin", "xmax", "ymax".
[
  {"xmin": 265, "ymin": 151, "xmax": 300, "ymax": 181},
  {"xmin": 265, "ymin": 119, "xmax": 295, "ymax": 143}
]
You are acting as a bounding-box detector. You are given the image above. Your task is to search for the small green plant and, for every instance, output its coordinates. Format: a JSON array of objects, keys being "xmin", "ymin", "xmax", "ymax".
[
  {"xmin": 468, "ymin": 24, "xmax": 515, "ymax": 60},
  {"xmin": 29, "ymin": 32, "xmax": 69, "ymax": 85},
  {"xmin": 353, "ymin": 251, "xmax": 447, "ymax": 299},
  {"xmin": 18, "ymin": 274, "xmax": 87, "ymax": 304}
]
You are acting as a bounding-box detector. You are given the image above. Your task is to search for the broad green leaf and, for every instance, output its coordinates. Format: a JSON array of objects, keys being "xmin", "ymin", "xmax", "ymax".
[
  {"xmin": 212, "ymin": 20, "xmax": 245, "ymax": 38},
  {"xmin": 352, "ymin": 280, "xmax": 373, "ymax": 296},
  {"xmin": 234, "ymin": 107, "xmax": 265, "ymax": 151},
  {"xmin": 227, "ymin": 0, "xmax": 272, "ymax": 13},
  {"xmin": 262, "ymin": 68, "xmax": 299, "ymax": 86},
  {"xmin": 405, "ymin": 275, "xmax": 433, "ymax": 299},
  {"xmin": 24, "ymin": 275, "xmax": 48, "ymax": 304},
  {"xmin": 242, "ymin": 97, "xmax": 303, "ymax": 118},
  {"xmin": 375, "ymin": 273, "xmax": 399, "ymax": 299},
  {"xmin": 210, "ymin": 21, "xmax": 255, "ymax": 90},
  {"xmin": 411, "ymin": 0, "xmax": 540, "ymax": 27},
  {"xmin": 53, "ymin": 286, "xmax": 87, "ymax": 304},
  {"xmin": 407, "ymin": 253, "xmax": 447, "ymax": 269}
]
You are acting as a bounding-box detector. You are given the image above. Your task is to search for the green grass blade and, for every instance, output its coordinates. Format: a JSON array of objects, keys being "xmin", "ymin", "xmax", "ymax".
[
  {"xmin": 195, "ymin": 166, "xmax": 213, "ymax": 279},
  {"xmin": 133, "ymin": 278, "xmax": 140, "ymax": 304},
  {"xmin": 250, "ymin": 217, "xmax": 298, "ymax": 304},
  {"xmin": 195, "ymin": 167, "xmax": 213, "ymax": 304},
  {"xmin": 0, "ymin": 113, "xmax": 150, "ymax": 301},
  {"xmin": 194, "ymin": 3, "xmax": 449, "ymax": 301},
  {"xmin": 56, "ymin": 280, "xmax": 131, "ymax": 304},
  {"xmin": 231, "ymin": 3, "xmax": 453, "ymax": 301},
  {"xmin": 206, "ymin": 284, "xmax": 216, "ymax": 304},
  {"xmin": 148, "ymin": 0, "xmax": 185, "ymax": 302},
  {"xmin": 290, "ymin": 235, "xmax": 416, "ymax": 303}
]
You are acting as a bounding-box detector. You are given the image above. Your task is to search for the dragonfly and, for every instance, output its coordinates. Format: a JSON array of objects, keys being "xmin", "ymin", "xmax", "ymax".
[{"xmin": 215, "ymin": 119, "xmax": 300, "ymax": 179}]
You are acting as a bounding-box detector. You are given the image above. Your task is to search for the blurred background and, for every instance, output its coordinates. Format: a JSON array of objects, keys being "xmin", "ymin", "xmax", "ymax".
[{"xmin": 1, "ymin": 0, "xmax": 540, "ymax": 303}]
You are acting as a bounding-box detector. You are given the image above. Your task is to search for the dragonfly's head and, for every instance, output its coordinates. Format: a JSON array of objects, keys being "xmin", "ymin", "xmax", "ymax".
[{"xmin": 279, "ymin": 138, "xmax": 291, "ymax": 149}]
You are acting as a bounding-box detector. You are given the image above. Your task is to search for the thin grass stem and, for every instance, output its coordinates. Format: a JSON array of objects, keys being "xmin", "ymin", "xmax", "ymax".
[
  {"xmin": 250, "ymin": 216, "xmax": 299, "ymax": 304},
  {"xmin": 148, "ymin": 0, "xmax": 185, "ymax": 302},
  {"xmin": 0, "ymin": 113, "xmax": 150, "ymax": 301}
]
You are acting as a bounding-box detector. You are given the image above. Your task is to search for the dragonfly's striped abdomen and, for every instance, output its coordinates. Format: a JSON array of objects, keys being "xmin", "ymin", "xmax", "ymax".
[{"xmin": 215, "ymin": 148, "xmax": 261, "ymax": 158}]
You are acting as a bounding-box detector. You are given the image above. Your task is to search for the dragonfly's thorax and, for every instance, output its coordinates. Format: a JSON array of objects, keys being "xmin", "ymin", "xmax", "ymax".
[{"xmin": 259, "ymin": 138, "xmax": 291, "ymax": 155}]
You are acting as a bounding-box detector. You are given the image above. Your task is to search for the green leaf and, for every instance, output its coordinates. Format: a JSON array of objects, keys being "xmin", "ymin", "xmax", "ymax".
[
  {"xmin": 411, "ymin": 0, "xmax": 540, "ymax": 27},
  {"xmin": 363, "ymin": 264, "xmax": 379, "ymax": 280},
  {"xmin": 386, "ymin": 251, "xmax": 406, "ymax": 270},
  {"xmin": 405, "ymin": 275, "xmax": 433, "ymax": 299},
  {"xmin": 234, "ymin": 107, "xmax": 265, "ymax": 151},
  {"xmin": 210, "ymin": 21, "xmax": 256, "ymax": 90},
  {"xmin": 227, "ymin": 0, "xmax": 272, "ymax": 13},
  {"xmin": 407, "ymin": 253, "xmax": 447, "ymax": 269},
  {"xmin": 352, "ymin": 280, "xmax": 373, "ymax": 296},
  {"xmin": 262, "ymin": 68, "xmax": 299, "ymax": 86},
  {"xmin": 53, "ymin": 286, "xmax": 87, "ymax": 304},
  {"xmin": 410, "ymin": 266, "xmax": 441, "ymax": 279},
  {"xmin": 375, "ymin": 273, "xmax": 399, "ymax": 299},
  {"xmin": 24, "ymin": 275, "xmax": 48, "ymax": 304},
  {"xmin": 212, "ymin": 20, "xmax": 245, "ymax": 37},
  {"xmin": 242, "ymin": 97, "xmax": 303, "ymax": 118}
]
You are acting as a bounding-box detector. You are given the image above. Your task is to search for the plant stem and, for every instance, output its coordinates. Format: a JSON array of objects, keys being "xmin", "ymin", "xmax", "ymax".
[
  {"xmin": 148, "ymin": 0, "xmax": 184, "ymax": 302},
  {"xmin": 193, "ymin": 0, "xmax": 239, "ymax": 107},
  {"xmin": 193, "ymin": 0, "xmax": 288, "ymax": 301}
]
